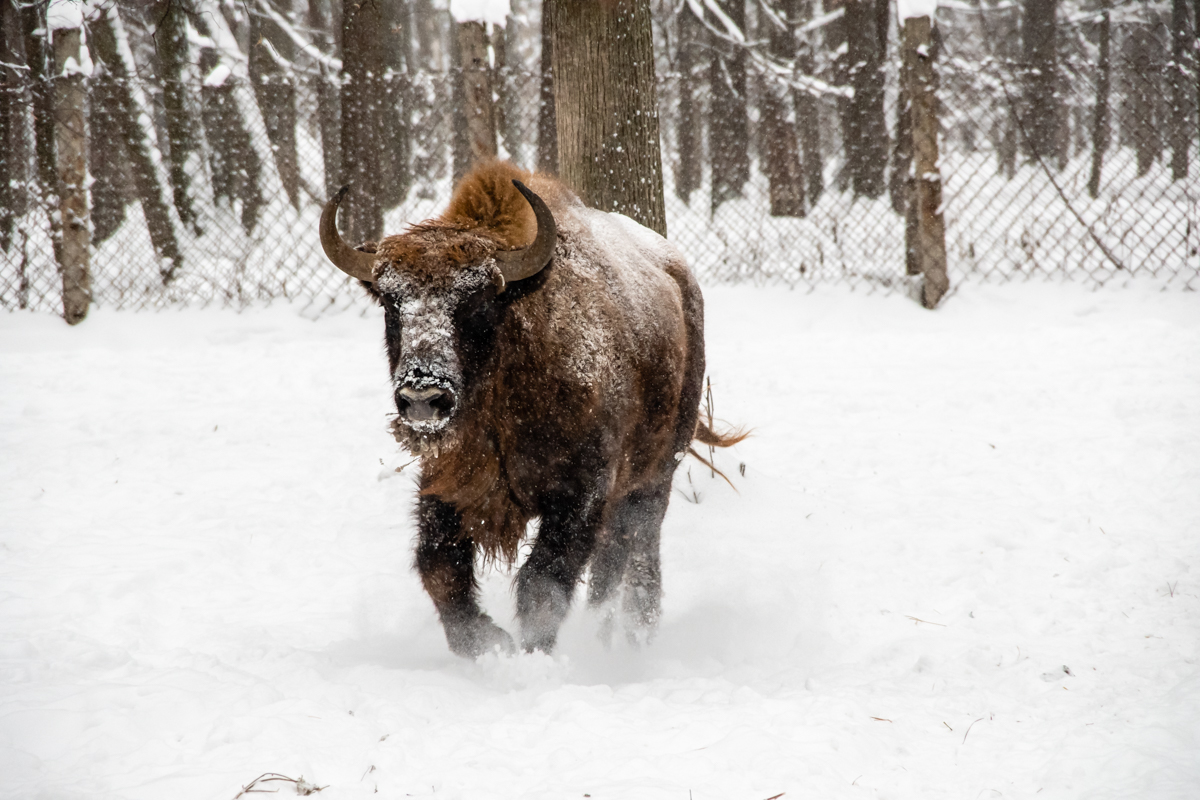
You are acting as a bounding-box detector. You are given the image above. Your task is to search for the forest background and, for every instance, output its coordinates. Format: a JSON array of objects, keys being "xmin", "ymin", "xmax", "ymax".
[{"xmin": 0, "ymin": 0, "xmax": 1196, "ymax": 319}]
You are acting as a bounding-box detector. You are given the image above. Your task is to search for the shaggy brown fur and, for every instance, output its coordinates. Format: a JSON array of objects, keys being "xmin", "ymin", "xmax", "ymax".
[{"xmin": 354, "ymin": 159, "xmax": 740, "ymax": 656}]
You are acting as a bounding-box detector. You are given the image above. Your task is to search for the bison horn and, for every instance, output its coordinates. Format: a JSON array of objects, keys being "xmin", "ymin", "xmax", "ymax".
[
  {"xmin": 494, "ymin": 180, "xmax": 557, "ymax": 291},
  {"xmin": 320, "ymin": 185, "xmax": 378, "ymax": 282}
]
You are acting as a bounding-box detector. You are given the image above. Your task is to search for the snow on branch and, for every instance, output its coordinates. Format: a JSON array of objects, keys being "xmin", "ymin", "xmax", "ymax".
[
  {"xmin": 682, "ymin": 0, "xmax": 852, "ymax": 99},
  {"xmin": 251, "ymin": 0, "xmax": 342, "ymax": 71}
]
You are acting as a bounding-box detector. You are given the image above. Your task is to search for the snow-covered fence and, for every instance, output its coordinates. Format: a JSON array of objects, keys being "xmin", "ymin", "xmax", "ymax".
[{"xmin": 0, "ymin": 4, "xmax": 1196, "ymax": 317}]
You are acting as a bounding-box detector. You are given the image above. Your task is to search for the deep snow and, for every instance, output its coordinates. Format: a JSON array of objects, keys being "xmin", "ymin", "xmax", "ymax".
[{"xmin": 1, "ymin": 283, "xmax": 1197, "ymax": 799}]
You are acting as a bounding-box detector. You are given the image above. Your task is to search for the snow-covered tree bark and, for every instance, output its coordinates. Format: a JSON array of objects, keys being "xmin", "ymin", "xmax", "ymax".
[
  {"xmin": 707, "ymin": 0, "xmax": 749, "ymax": 213},
  {"xmin": 51, "ymin": 6, "xmax": 90, "ymax": 324},
  {"xmin": 674, "ymin": 4, "xmax": 701, "ymax": 205},
  {"xmin": 760, "ymin": 0, "xmax": 805, "ymax": 217},
  {"xmin": 340, "ymin": 0, "xmax": 385, "ymax": 244},
  {"xmin": 841, "ymin": 0, "xmax": 888, "ymax": 199},
  {"xmin": 1087, "ymin": 2, "xmax": 1111, "ymax": 199},
  {"xmin": 548, "ymin": 0, "xmax": 665, "ymax": 236},
  {"xmin": 153, "ymin": 0, "xmax": 200, "ymax": 232},
  {"xmin": 88, "ymin": 2, "xmax": 184, "ymax": 281},
  {"xmin": 0, "ymin": 0, "xmax": 27, "ymax": 253},
  {"xmin": 902, "ymin": 14, "xmax": 948, "ymax": 309},
  {"xmin": 457, "ymin": 20, "xmax": 498, "ymax": 164},
  {"xmin": 1022, "ymin": 0, "xmax": 1060, "ymax": 166},
  {"xmin": 307, "ymin": 0, "xmax": 341, "ymax": 199},
  {"xmin": 248, "ymin": 0, "xmax": 301, "ymax": 209},
  {"xmin": 1169, "ymin": 0, "xmax": 1194, "ymax": 180},
  {"xmin": 793, "ymin": 0, "xmax": 822, "ymax": 206},
  {"xmin": 536, "ymin": 4, "xmax": 557, "ymax": 173},
  {"xmin": 20, "ymin": 0, "xmax": 60, "ymax": 264}
]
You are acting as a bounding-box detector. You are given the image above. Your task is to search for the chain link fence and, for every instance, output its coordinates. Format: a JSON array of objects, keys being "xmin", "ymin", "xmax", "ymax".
[{"xmin": 1, "ymin": 7, "xmax": 1197, "ymax": 317}]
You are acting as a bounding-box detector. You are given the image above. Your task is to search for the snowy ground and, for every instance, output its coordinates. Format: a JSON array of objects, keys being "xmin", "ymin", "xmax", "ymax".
[{"xmin": 1, "ymin": 282, "xmax": 1198, "ymax": 800}]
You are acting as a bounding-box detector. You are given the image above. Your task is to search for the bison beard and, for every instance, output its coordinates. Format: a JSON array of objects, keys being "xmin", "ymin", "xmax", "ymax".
[{"xmin": 320, "ymin": 161, "xmax": 744, "ymax": 657}]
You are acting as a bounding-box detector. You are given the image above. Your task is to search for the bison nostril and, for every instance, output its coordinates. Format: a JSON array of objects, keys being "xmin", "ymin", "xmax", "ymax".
[{"xmin": 397, "ymin": 385, "xmax": 456, "ymax": 422}]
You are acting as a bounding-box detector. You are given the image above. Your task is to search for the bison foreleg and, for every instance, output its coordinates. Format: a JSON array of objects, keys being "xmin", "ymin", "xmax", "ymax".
[
  {"xmin": 515, "ymin": 493, "xmax": 605, "ymax": 653},
  {"xmin": 414, "ymin": 496, "xmax": 515, "ymax": 658}
]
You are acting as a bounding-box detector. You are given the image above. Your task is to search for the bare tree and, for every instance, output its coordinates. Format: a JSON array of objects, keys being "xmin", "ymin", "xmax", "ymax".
[
  {"xmin": 0, "ymin": 0, "xmax": 27, "ymax": 253},
  {"xmin": 840, "ymin": 0, "xmax": 889, "ymax": 199},
  {"xmin": 1087, "ymin": 1, "xmax": 1112, "ymax": 198},
  {"xmin": 152, "ymin": 0, "xmax": 201, "ymax": 233},
  {"xmin": 708, "ymin": 0, "xmax": 749, "ymax": 213},
  {"xmin": 457, "ymin": 20, "xmax": 498, "ymax": 163},
  {"xmin": 1022, "ymin": 0, "xmax": 1060, "ymax": 165},
  {"xmin": 20, "ymin": 0, "xmax": 59, "ymax": 262},
  {"xmin": 537, "ymin": 2, "xmax": 557, "ymax": 173},
  {"xmin": 548, "ymin": 0, "xmax": 666, "ymax": 236},
  {"xmin": 1169, "ymin": 0, "xmax": 1194, "ymax": 180},
  {"xmin": 248, "ymin": 0, "xmax": 301, "ymax": 209},
  {"xmin": 674, "ymin": 3, "xmax": 701, "ymax": 205},
  {"xmin": 52, "ymin": 13, "xmax": 89, "ymax": 324},
  {"xmin": 340, "ymin": 0, "xmax": 386, "ymax": 244},
  {"xmin": 89, "ymin": 2, "xmax": 185, "ymax": 281},
  {"xmin": 760, "ymin": 0, "xmax": 805, "ymax": 217}
]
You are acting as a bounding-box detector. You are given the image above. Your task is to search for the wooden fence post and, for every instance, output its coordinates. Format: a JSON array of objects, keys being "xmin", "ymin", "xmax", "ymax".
[
  {"xmin": 901, "ymin": 13, "xmax": 949, "ymax": 309},
  {"xmin": 51, "ymin": 9, "xmax": 89, "ymax": 324}
]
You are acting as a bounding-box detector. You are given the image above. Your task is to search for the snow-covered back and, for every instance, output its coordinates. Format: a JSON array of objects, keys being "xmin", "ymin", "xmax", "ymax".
[
  {"xmin": 449, "ymin": 0, "xmax": 511, "ymax": 26},
  {"xmin": 1, "ymin": 284, "xmax": 1197, "ymax": 798}
]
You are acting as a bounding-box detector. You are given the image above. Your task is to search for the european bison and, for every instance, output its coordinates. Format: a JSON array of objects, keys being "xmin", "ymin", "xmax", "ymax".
[{"xmin": 320, "ymin": 161, "xmax": 740, "ymax": 657}]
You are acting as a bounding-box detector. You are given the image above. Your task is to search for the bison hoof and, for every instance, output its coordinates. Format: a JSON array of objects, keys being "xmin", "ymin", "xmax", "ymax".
[{"xmin": 446, "ymin": 615, "xmax": 516, "ymax": 659}]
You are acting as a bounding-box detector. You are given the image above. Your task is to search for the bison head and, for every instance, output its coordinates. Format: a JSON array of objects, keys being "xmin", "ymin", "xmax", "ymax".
[{"xmin": 319, "ymin": 174, "xmax": 556, "ymax": 455}]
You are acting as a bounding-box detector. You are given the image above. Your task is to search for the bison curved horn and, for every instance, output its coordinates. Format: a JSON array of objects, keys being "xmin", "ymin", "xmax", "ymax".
[
  {"xmin": 320, "ymin": 186, "xmax": 378, "ymax": 282},
  {"xmin": 494, "ymin": 180, "xmax": 557, "ymax": 292}
]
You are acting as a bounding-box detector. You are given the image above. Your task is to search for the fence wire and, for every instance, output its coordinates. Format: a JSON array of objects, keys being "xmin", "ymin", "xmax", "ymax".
[{"xmin": 1, "ymin": 9, "xmax": 1197, "ymax": 318}]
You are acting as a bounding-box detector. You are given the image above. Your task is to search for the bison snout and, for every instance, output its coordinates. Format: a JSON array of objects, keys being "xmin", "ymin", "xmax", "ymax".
[{"xmin": 396, "ymin": 385, "xmax": 456, "ymax": 423}]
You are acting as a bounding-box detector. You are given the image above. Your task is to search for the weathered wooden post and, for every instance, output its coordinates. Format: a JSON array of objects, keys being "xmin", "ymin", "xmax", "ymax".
[
  {"xmin": 50, "ymin": 2, "xmax": 90, "ymax": 324},
  {"xmin": 900, "ymin": 7, "xmax": 948, "ymax": 309}
]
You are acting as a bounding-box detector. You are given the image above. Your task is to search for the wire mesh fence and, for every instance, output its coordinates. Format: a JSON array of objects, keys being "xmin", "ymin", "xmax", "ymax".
[{"xmin": 1, "ymin": 3, "xmax": 1197, "ymax": 318}]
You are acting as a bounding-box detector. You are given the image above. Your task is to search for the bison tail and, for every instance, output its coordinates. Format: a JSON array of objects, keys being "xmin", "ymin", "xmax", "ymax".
[
  {"xmin": 693, "ymin": 417, "xmax": 749, "ymax": 448},
  {"xmin": 687, "ymin": 417, "xmax": 749, "ymax": 490}
]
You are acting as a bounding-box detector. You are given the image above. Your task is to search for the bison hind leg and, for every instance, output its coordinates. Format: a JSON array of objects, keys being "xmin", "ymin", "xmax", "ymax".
[{"xmin": 587, "ymin": 483, "xmax": 669, "ymax": 647}]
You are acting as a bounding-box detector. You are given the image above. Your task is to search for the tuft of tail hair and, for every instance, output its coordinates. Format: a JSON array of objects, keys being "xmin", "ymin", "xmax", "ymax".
[{"xmin": 689, "ymin": 417, "xmax": 749, "ymax": 489}]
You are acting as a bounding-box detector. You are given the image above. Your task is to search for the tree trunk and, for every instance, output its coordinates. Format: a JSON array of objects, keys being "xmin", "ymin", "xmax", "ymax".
[
  {"xmin": 379, "ymin": 0, "xmax": 412, "ymax": 210},
  {"xmin": 89, "ymin": 3, "xmax": 184, "ymax": 281},
  {"xmin": 449, "ymin": 10, "xmax": 472, "ymax": 184},
  {"xmin": 0, "ymin": 0, "xmax": 26, "ymax": 252},
  {"xmin": 53, "ymin": 22, "xmax": 89, "ymax": 324},
  {"xmin": 457, "ymin": 20, "xmax": 498, "ymax": 164},
  {"xmin": 843, "ymin": 0, "xmax": 888, "ymax": 199},
  {"xmin": 496, "ymin": 18, "xmax": 522, "ymax": 165},
  {"xmin": 308, "ymin": 0, "xmax": 342, "ymax": 198},
  {"xmin": 537, "ymin": 4, "xmax": 557, "ymax": 173},
  {"xmin": 548, "ymin": 0, "xmax": 666, "ymax": 236},
  {"xmin": 673, "ymin": 5, "xmax": 701, "ymax": 205},
  {"xmin": 20, "ymin": 1, "xmax": 59, "ymax": 263},
  {"xmin": 197, "ymin": 43, "xmax": 264, "ymax": 234},
  {"xmin": 708, "ymin": 0, "xmax": 749, "ymax": 214},
  {"xmin": 88, "ymin": 67, "xmax": 131, "ymax": 244},
  {"xmin": 1022, "ymin": 0, "xmax": 1060, "ymax": 164},
  {"xmin": 1170, "ymin": 0, "xmax": 1194, "ymax": 180},
  {"xmin": 1123, "ymin": 25, "xmax": 1161, "ymax": 178},
  {"xmin": 248, "ymin": 0, "xmax": 300, "ymax": 209},
  {"xmin": 889, "ymin": 64, "xmax": 912, "ymax": 216},
  {"xmin": 794, "ymin": 0, "xmax": 822, "ymax": 205},
  {"xmin": 154, "ymin": 0, "xmax": 200, "ymax": 232},
  {"xmin": 1087, "ymin": 4, "xmax": 1111, "ymax": 199},
  {"xmin": 340, "ymin": 0, "xmax": 386, "ymax": 245},
  {"xmin": 762, "ymin": 0, "xmax": 805, "ymax": 217},
  {"xmin": 902, "ymin": 15, "xmax": 948, "ymax": 309}
]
